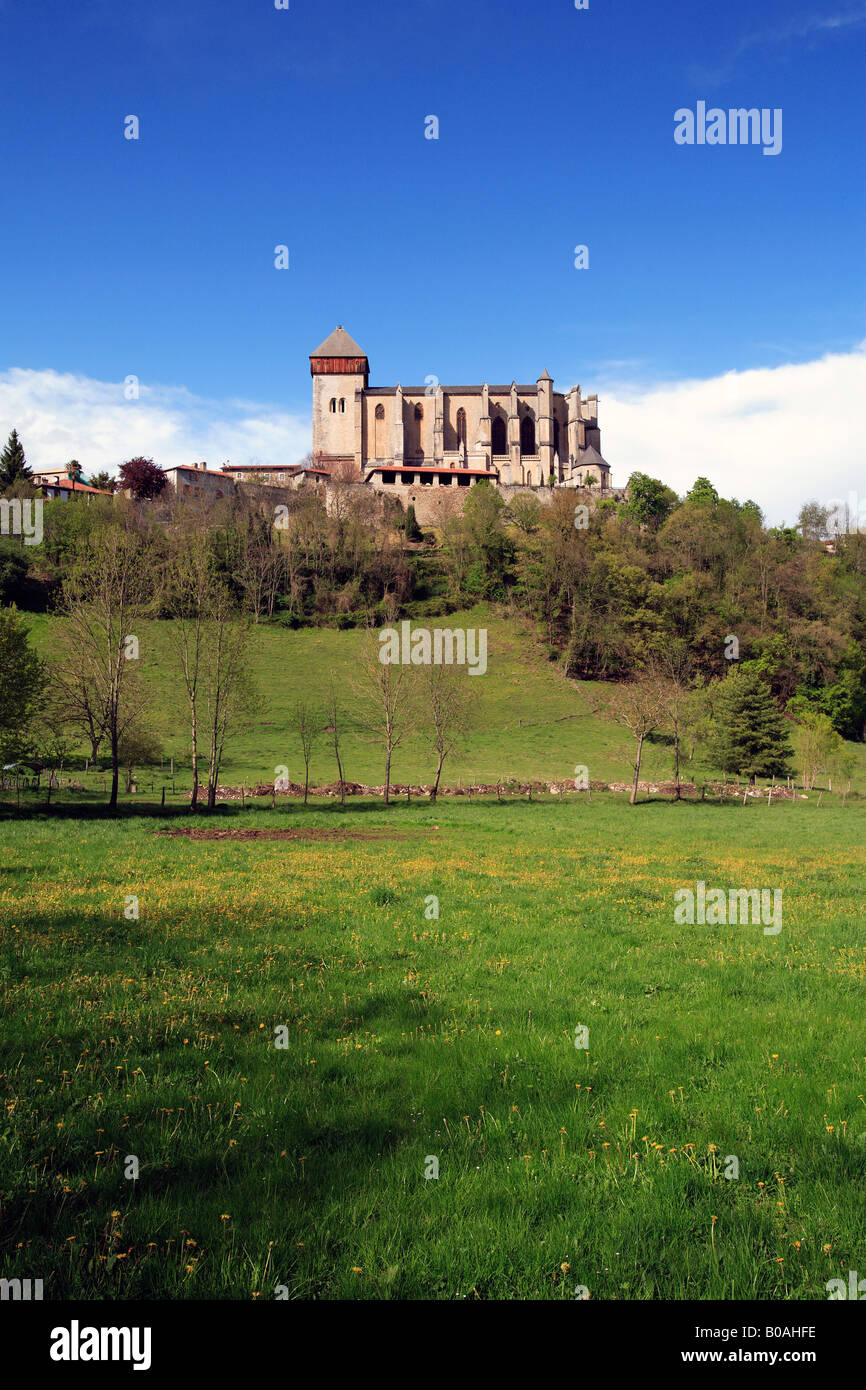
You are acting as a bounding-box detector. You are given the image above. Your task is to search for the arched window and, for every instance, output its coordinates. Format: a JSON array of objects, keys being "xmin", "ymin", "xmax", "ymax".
[
  {"xmin": 329, "ymin": 398, "xmax": 336, "ymax": 413},
  {"xmin": 414, "ymin": 403, "xmax": 423, "ymax": 420},
  {"xmin": 339, "ymin": 398, "xmax": 345, "ymax": 413},
  {"xmin": 520, "ymin": 414, "xmax": 536, "ymax": 456},
  {"xmin": 375, "ymin": 403, "xmax": 385, "ymax": 420},
  {"xmin": 553, "ymin": 418, "xmax": 560, "ymax": 457},
  {"xmin": 456, "ymin": 407, "xmax": 467, "ymax": 447},
  {"xmin": 491, "ymin": 416, "xmax": 507, "ymax": 455}
]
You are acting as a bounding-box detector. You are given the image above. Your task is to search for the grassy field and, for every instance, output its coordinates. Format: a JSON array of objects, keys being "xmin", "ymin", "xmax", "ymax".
[{"xmin": 1, "ymin": 794, "xmax": 864, "ymax": 1300}]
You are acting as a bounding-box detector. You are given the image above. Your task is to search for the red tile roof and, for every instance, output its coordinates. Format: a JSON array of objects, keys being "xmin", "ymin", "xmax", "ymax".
[{"xmin": 40, "ymin": 478, "xmax": 113, "ymax": 495}]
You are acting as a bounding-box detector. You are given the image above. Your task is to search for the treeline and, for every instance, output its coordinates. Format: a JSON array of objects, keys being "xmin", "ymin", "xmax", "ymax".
[
  {"xmin": 440, "ymin": 475, "xmax": 866, "ymax": 743},
  {"xmin": 3, "ymin": 466, "xmax": 865, "ymax": 758},
  {"xmin": 0, "ymin": 497, "xmax": 476, "ymax": 809}
]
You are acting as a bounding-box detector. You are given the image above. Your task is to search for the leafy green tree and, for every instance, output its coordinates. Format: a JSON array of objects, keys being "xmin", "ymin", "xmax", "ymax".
[
  {"xmin": 623, "ymin": 472, "xmax": 677, "ymax": 528},
  {"xmin": 710, "ymin": 669, "xmax": 791, "ymax": 782},
  {"xmin": 0, "ymin": 605, "xmax": 45, "ymax": 760},
  {"xmin": 791, "ymin": 709, "xmax": 841, "ymax": 791},
  {"xmin": 86, "ymin": 471, "xmax": 116, "ymax": 493},
  {"xmin": 0, "ymin": 430, "xmax": 32, "ymax": 488},
  {"xmin": 686, "ymin": 476, "xmax": 719, "ymax": 507},
  {"xmin": 403, "ymin": 504, "xmax": 422, "ymax": 542}
]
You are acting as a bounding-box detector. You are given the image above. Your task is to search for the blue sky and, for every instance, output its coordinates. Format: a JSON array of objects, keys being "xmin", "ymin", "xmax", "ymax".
[{"xmin": 1, "ymin": 0, "xmax": 864, "ymax": 519}]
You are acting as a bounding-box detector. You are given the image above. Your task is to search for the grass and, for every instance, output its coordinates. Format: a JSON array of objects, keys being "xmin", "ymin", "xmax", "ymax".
[{"xmin": 1, "ymin": 794, "xmax": 864, "ymax": 1299}]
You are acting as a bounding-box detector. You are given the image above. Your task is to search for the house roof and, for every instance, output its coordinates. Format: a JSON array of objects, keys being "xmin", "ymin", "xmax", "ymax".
[
  {"xmin": 163, "ymin": 464, "xmax": 233, "ymax": 480},
  {"xmin": 576, "ymin": 444, "xmax": 610, "ymax": 470},
  {"xmin": 311, "ymin": 325, "xmax": 367, "ymax": 358},
  {"xmin": 40, "ymin": 478, "xmax": 112, "ymax": 495}
]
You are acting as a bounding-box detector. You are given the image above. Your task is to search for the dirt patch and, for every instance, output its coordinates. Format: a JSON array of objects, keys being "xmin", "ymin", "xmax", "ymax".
[{"xmin": 155, "ymin": 827, "xmax": 430, "ymax": 843}]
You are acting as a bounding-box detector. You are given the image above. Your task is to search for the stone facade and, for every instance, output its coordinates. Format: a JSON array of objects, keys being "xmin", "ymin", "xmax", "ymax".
[{"xmin": 309, "ymin": 326, "xmax": 615, "ymax": 510}]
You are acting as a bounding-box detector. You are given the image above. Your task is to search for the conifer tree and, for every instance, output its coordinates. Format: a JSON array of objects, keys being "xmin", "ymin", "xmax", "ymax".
[
  {"xmin": 0, "ymin": 429, "xmax": 32, "ymax": 488},
  {"xmin": 710, "ymin": 669, "xmax": 791, "ymax": 782}
]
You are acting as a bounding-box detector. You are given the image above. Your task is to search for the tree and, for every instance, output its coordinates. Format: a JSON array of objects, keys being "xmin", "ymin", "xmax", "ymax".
[
  {"xmin": 353, "ymin": 627, "xmax": 413, "ymax": 804},
  {"xmin": 687, "ymin": 476, "xmax": 719, "ymax": 507},
  {"xmin": 792, "ymin": 709, "xmax": 841, "ymax": 791},
  {"xmin": 50, "ymin": 634, "xmax": 110, "ymax": 761},
  {"xmin": 651, "ymin": 641, "xmax": 694, "ymax": 798},
  {"xmin": 607, "ymin": 673, "xmax": 666, "ymax": 804},
  {"xmin": 403, "ymin": 504, "xmax": 422, "ymax": 542},
  {"xmin": 0, "ymin": 430, "xmax": 32, "ymax": 488},
  {"xmin": 797, "ymin": 500, "xmax": 831, "ymax": 544},
  {"xmin": 0, "ymin": 606, "xmax": 45, "ymax": 762},
  {"xmin": 325, "ymin": 681, "xmax": 347, "ymax": 804},
  {"xmin": 709, "ymin": 669, "xmax": 791, "ymax": 783},
  {"xmin": 60, "ymin": 524, "xmax": 152, "ymax": 808},
  {"xmin": 238, "ymin": 526, "xmax": 286, "ymax": 621},
  {"xmin": 87, "ymin": 471, "xmax": 116, "ymax": 493},
  {"xmin": 200, "ymin": 583, "xmax": 252, "ymax": 811},
  {"xmin": 294, "ymin": 700, "xmax": 318, "ymax": 805},
  {"xmin": 623, "ymin": 472, "xmax": 677, "ymax": 529},
  {"xmin": 505, "ymin": 493, "xmax": 543, "ymax": 534},
  {"xmin": 118, "ymin": 722, "xmax": 162, "ymax": 793},
  {"xmin": 423, "ymin": 662, "xmax": 471, "ymax": 801},
  {"xmin": 118, "ymin": 457, "xmax": 166, "ymax": 500},
  {"xmin": 163, "ymin": 528, "xmax": 218, "ymax": 810}
]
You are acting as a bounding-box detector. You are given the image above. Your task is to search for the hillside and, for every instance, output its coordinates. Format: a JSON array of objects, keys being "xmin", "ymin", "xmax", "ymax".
[{"xmin": 24, "ymin": 606, "xmax": 866, "ymax": 795}]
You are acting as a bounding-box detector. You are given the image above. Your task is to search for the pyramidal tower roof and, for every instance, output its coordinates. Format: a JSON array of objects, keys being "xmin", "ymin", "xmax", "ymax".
[{"xmin": 311, "ymin": 325, "xmax": 366, "ymax": 358}]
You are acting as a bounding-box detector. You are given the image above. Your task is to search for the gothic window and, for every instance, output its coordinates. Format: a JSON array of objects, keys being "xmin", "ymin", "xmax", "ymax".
[
  {"xmin": 373, "ymin": 403, "xmax": 385, "ymax": 461},
  {"xmin": 520, "ymin": 414, "xmax": 536, "ymax": 456},
  {"xmin": 553, "ymin": 418, "xmax": 560, "ymax": 456},
  {"xmin": 414, "ymin": 403, "xmax": 423, "ymax": 420},
  {"xmin": 456, "ymin": 407, "xmax": 466, "ymax": 447},
  {"xmin": 491, "ymin": 415, "xmax": 507, "ymax": 455}
]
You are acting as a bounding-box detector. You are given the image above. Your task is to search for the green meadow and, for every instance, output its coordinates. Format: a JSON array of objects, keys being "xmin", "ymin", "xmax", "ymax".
[{"xmin": 1, "ymin": 795, "xmax": 864, "ymax": 1300}]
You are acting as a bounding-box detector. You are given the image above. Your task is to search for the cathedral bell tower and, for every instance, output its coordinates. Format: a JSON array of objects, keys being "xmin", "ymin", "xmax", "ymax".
[{"xmin": 310, "ymin": 326, "xmax": 369, "ymax": 479}]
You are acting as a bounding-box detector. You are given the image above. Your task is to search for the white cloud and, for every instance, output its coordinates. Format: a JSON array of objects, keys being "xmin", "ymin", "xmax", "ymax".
[
  {"xmin": 600, "ymin": 343, "xmax": 866, "ymax": 525},
  {"xmin": 0, "ymin": 369, "xmax": 311, "ymax": 477}
]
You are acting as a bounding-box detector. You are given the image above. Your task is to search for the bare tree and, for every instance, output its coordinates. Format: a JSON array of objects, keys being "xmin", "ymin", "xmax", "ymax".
[
  {"xmin": 423, "ymin": 662, "xmax": 471, "ymax": 801},
  {"xmin": 60, "ymin": 524, "xmax": 152, "ymax": 809},
  {"xmin": 353, "ymin": 627, "xmax": 413, "ymax": 804},
  {"xmin": 163, "ymin": 527, "xmax": 216, "ymax": 811},
  {"xmin": 294, "ymin": 700, "xmax": 319, "ymax": 805},
  {"xmin": 238, "ymin": 529, "xmax": 286, "ymax": 622},
  {"xmin": 201, "ymin": 583, "xmax": 252, "ymax": 811},
  {"xmin": 651, "ymin": 642, "xmax": 693, "ymax": 799},
  {"xmin": 326, "ymin": 680, "xmax": 347, "ymax": 804},
  {"xmin": 50, "ymin": 640, "xmax": 109, "ymax": 762},
  {"xmin": 607, "ymin": 674, "xmax": 665, "ymax": 804}
]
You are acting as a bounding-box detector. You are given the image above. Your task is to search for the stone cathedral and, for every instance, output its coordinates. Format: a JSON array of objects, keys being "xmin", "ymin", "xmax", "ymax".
[{"xmin": 310, "ymin": 327, "xmax": 613, "ymax": 514}]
